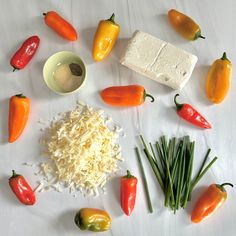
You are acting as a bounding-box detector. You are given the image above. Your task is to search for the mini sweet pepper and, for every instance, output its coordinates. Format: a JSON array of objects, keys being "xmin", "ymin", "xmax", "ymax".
[
  {"xmin": 205, "ymin": 52, "xmax": 232, "ymax": 104},
  {"xmin": 168, "ymin": 9, "xmax": 205, "ymax": 40},
  {"xmin": 74, "ymin": 208, "xmax": 111, "ymax": 232},
  {"xmin": 191, "ymin": 182, "xmax": 233, "ymax": 223},
  {"xmin": 92, "ymin": 13, "xmax": 120, "ymax": 61}
]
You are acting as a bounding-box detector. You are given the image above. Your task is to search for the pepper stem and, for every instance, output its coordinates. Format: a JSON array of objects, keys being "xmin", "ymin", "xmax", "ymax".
[
  {"xmin": 43, "ymin": 13, "xmax": 47, "ymax": 16},
  {"xmin": 107, "ymin": 13, "xmax": 115, "ymax": 23},
  {"xmin": 144, "ymin": 90, "xmax": 155, "ymax": 103},
  {"xmin": 12, "ymin": 170, "xmax": 17, "ymax": 177},
  {"xmin": 195, "ymin": 31, "xmax": 205, "ymax": 40},
  {"xmin": 221, "ymin": 52, "xmax": 228, "ymax": 61},
  {"xmin": 199, "ymin": 35, "xmax": 205, "ymax": 39},
  {"xmin": 16, "ymin": 94, "xmax": 26, "ymax": 98},
  {"xmin": 125, "ymin": 170, "xmax": 134, "ymax": 178},
  {"xmin": 220, "ymin": 183, "xmax": 234, "ymax": 188},
  {"xmin": 174, "ymin": 94, "xmax": 183, "ymax": 111}
]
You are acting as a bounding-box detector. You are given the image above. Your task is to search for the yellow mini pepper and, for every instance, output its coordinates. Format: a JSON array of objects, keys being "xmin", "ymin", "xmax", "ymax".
[
  {"xmin": 168, "ymin": 9, "xmax": 205, "ymax": 40},
  {"xmin": 92, "ymin": 13, "xmax": 120, "ymax": 61},
  {"xmin": 74, "ymin": 208, "xmax": 111, "ymax": 232},
  {"xmin": 206, "ymin": 52, "xmax": 232, "ymax": 104}
]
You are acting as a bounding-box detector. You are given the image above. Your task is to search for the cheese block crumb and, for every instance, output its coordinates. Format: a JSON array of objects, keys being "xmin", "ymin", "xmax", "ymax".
[
  {"xmin": 120, "ymin": 30, "xmax": 198, "ymax": 90},
  {"xmin": 38, "ymin": 102, "xmax": 123, "ymax": 196}
]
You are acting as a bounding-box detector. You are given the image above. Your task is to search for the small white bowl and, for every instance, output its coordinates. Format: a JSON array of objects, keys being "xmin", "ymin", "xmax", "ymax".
[{"xmin": 43, "ymin": 51, "xmax": 86, "ymax": 95}]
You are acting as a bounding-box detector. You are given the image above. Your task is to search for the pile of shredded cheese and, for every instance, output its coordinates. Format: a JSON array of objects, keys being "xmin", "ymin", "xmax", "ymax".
[{"xmin": 37, "ymin": 102, "xmax": 123, "ymax": 196}]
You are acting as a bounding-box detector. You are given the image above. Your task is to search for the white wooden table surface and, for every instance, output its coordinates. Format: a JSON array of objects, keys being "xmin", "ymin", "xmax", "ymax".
[{"xmin": 0, "ymin": 0, "xmax": 235, "ymax": 235}]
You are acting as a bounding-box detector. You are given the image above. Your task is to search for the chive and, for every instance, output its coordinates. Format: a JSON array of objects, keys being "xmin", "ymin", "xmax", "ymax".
[
  {"xmin": 155, "ymin": 142, "xmax": 166, "ymax": 178},
  {"xmin": 149, "ymin": 143, "xmax": 164, "ymax": 179},
  {"xmin": 170, "ymin": 146, "xmax": 181, "ymax": 189},
  {"xmin": 160, "ymin": 136, "xmax": 168, "ymax": 162},
  {"xmin": 140, "ymin": 135, "xmax": 164, "ymax": 192},
  {"xmin": 170, "ymin": 146, "xmax": 181, "ymax": 178},
  {"xmin": 182, "ymin": 142, "xmax": 195, "ymax": 208},
  {"xmin": 164, "ymin": 139, "xmax": 172, "ymax": 207},
  {"xmin": 149, "ymin": 143, "xmax": 157, "ymax": 161},
  {"xmin": 168, "ymin": 138, "xmax": 176, "ymax": 165},
  {"xmin": 193, "ymin": 149, "xmax": 211, "ymax": 187},
  {"xmin": 164, "ymin": 138, "xmax": 175, "ymax": 207},
  {"xmin": 135, "ymin": 147, "xmax": 153, "ymax": 213},
  {"xmin": 168, "ymin": 145, "xmax": 181, "ymax": 210},
  {"xmin": 175, "ymin": 137, "xmax": 187, "ymax": 210},
  {"xmin": 187, "ymin": 148, "xmax": 211, "ymax": 201},
  {"xmin": 190, "ymin": 156, "xmax": 218, "ymax": 192},
  {"xmin": 143, "ymin": 148, "xmax": 164, "ymax": 185},
  {"xmin": 160, "ymin": 136, "xmax": 169, "ymax": 193}
]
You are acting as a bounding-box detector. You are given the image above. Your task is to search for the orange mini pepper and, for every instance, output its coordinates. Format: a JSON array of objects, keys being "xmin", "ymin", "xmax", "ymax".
[
  {"xmin": 8, "ymin": 94, "xmax": 30, "ymax": 143},
  {"xmin": 100, "ymin": 85, "xmax": 154, "ymax": 107},
  {"xmin": 92, "ymin": 13, "xmax": 120, "ymax": 61},
  {"xmin": 168, "ymin": 9, "xmax": 205, "ymax": 40},
  {"xmin": 43, "ymin": 11, "xmax": 77, "ymax": 41},
  {"xmin": 205, "ymin": 52, "xmax": 232, "ymax": 104},
  {"xmin": 191, "ymin": 183, "xmax": 233, "ymax": 223}
]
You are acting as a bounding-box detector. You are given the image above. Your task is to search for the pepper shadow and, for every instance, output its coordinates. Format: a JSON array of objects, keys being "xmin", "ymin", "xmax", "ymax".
[
  {"xmin": 29, "ymin": 60, "xmax": 63, "ymax": 101},
  {"xmin": 79, "ymin": 27, "xmax": 97, "ymax": 65},
  {"xmin": 32, "ymin": 16, "xmax": 69, "ymax": 45},
  {"xmin": 168, "ymin": 105, "xmax": 212, "ymax": 130},
  {"xmin": 54, "ymin": 209, "xmax": 81, "ymax": 234},
  {"xmin": 111, "ymin": 38, "xmax": 129, "ymax": 61},
  {"xmin": 0, "ymin": 41, "xmax": 23, "ymax": 74},
  {"xmin": 156, "ymin": 14, "xmax": 187, "ymax": 45},
  {"xmin": 106, "ymin": 176, "xmax": 123, "ymax": 217},
  {"xmin": 191, "ymin": 65, "xmax": 212, "ymax": 106},
  {"xmin": 0, "ymin": 176, "xmax": 19, "ymax": 206},
  {"xmin": 185, "ymin": 185, "xmax": 207, "ymax": 216},
  {"xmin": 0, "ymin": 98, "xmax": 9, "ymax": 144}
]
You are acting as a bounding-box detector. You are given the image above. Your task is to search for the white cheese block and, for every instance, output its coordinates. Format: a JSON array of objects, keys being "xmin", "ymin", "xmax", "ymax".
[{"xmin": 120, "ymin": 30, "xmax": 198, "ymax": 90}]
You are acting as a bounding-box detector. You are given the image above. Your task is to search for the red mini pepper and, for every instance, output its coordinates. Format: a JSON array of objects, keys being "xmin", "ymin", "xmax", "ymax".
[
  {"xmin": 191, "ymin": 183, "xmax": 233, "ymax": 223},
  {"xmin": 120, "ymin": 170, "xmax": 138, "ymax": 216},
  {"xmin": 10, "ymin": 35, "xmax": 40, "ymax": 71},
  {"xmin": 174, "ymin": 94, "xmax": 211, "ymax": 129},
  {"xmin": 9, "ymin": 170, "xmax": 36, "ymax": 205}
]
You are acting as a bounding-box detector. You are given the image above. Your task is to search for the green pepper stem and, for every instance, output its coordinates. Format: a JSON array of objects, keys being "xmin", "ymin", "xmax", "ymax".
[
  {"xmin": 144, "ymin": 90, "xmax": 154, "ymax": 103},
  {"xmin": 174, "ymin": 94, "xmax": 183, "ymax": 111},
  {"xmin": 221, "ymin": 52, "xmax": 228, "ymax": 61},
  {"xmin": 12, "ymin": 170, "xmax": 17, "ymax": 177},
  {"xmin": 125, "ymin": 170, "xmax": 134, "ymax": 178},
  {"xmin": 220, "ymin": 183, "xmax": 234, "ymax": 188},
  {"xmin": 194, "ymin": 31, "xmax": 205, "ymax": 40},
  {"xmin": 146, "ymin": 94, "xmax": 154, "ymax": 103},
  {"xmin": 16, "ymin": 94, "xmax": 26, "ymax": 98},
  {"xmin": 107, "ymin": 13, "xmax": 115, "ymax": 23}
]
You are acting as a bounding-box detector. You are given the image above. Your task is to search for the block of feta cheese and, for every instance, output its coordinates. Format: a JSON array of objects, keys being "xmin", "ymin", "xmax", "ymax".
[{"xmin": 120, "ymin": 30, "xmax": 198, "ymax": 90}]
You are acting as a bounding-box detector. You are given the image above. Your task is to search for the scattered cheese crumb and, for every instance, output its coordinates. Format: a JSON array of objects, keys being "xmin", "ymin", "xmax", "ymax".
[
  {"xmin": 39, "ymin": 102, "xmax": 123, "ymax": 196},
  {"xmin": 22, "ymin": 162, "xmax": 34, "ymax": 167},
  {"xmin": 34, "ymin": 181, "xmax": 44, "ymax": 192}
]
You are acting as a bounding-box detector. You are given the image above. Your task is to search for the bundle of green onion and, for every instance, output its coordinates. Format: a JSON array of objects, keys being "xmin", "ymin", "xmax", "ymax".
[{"xmin": 137, "ymin": 135, "xmax": 217, "ymax": 213}]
